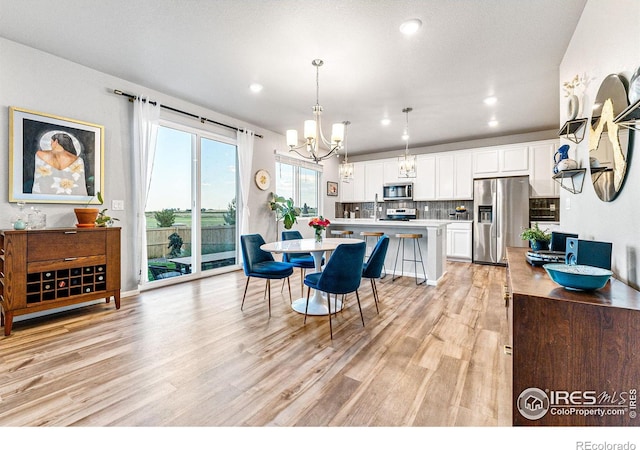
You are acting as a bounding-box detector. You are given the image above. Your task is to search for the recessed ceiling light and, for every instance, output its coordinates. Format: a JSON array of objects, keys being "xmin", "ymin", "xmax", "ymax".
[
  {"xmin": 488, "ymin": 119, "xmax": 499, "ymax": 127},
  {"xmin": 381, "ymin": 118, "xmax": 391, "ymax": 126},
  {"xmin": 249, "ymin": 83, "xmax": 263, "ymax": 93},
  {"xmin": 399, "ymin": 19, "xmax": 422, "ymax": 35},
  {"xmin": 484, "ymin": 96, "xmax": 497, "ymax": 105}
]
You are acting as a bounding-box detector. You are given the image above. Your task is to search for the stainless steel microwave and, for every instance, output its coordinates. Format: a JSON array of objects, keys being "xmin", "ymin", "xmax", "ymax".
[{"xmin": 383, "ymin": 182, "xmax": 413, "ymax": 201}]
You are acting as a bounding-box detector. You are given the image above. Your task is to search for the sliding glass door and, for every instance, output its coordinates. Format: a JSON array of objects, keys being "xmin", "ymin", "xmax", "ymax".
[
  {"xmin": 145, "ymin": 123, "xmax": 237, "ymax": 282},
  {"xmin": 200, "ymin": 136, "xmax": 237, "ymax": 272}
]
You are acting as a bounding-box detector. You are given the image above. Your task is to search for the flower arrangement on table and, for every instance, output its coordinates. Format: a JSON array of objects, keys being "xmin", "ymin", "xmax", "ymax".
[{"xmin": 309, "ymin": 216, "xmax": 331, "ymax": 242}]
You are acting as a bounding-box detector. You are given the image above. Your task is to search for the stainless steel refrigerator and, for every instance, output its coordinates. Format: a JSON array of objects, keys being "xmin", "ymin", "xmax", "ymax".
[{"xmin": 473, "ymin": 176, "xmax": 530, "ymax": 265}]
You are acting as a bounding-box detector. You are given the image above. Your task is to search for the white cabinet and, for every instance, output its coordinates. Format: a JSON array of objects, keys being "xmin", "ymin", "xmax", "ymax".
[
  {"xmin": 340, "ymin": 161, "xmax": 365, "ymax": 202},
  {"xmin": 413, "ymin": 155, "xmax": 436, "ymax": 200},
  {"xmin": 454, "ymin": 152, "xmax": 473, "ymax": 199},
  {"xmin": 377, "ymin": 151, "xmax": 473, "ymax": 201},
  {"xmin": 364, "ymin": 161, "xmax": 384, "ymax": 201},
  {"xmin": 501, "ymin": 145, "xmax": 529, "ymax": 174},
  {"xmin": 529, "ymin": 141, "xmax": 560, "ymax": 197},
  {"xmin": 422, "ymin": 151, "xmax": 472, "ymax": 201},
  {"xmin": 383, "ymin": 159, "xmax": 400, "ymax": 184},
  {"xmin": 473, "ymin": 148, "xmax": 499, "ymax": 176},
  {"xmin": 446, "ymin": 222, "xmax": 472, "ymax": 261},
  {"xmin": 436, "ymin": 154, "xmax": 455, "ymax": 199},
  {"xmin": 340, "ymin": 173, "xmax": 355, "ymax": 202},
  {"xmin": 473, "ymin": 145, "xmax": 529, "ymax": 178},
  {"xmin": 352, "ymin": 162, "xmax": 365, "ymax": 201}
]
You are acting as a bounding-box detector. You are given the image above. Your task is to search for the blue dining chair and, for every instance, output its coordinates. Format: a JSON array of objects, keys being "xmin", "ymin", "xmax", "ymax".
[
  {"xmin": 362, "ymin": 235, "xmax": 390, "ymax": 313},
  {"xmin": 281, "ymin": 230, "xmax": 324, "ymax": 297},
  {"xmin": 240, "ymin": 234, "xmax": 293, "ymax": 316},
  {"xmin": 303, "ymin": 241, "xmax": 366, "ymax": 339}
]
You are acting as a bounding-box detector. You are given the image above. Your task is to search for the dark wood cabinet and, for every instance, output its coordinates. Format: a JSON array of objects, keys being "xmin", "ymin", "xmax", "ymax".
[
  {"xmin": 506, "ymin": 247, "xmax": 640, "ymax": 426},
  {"xmin": 0, "ymin": 227, "xmax": 121, "ymax": 336}
]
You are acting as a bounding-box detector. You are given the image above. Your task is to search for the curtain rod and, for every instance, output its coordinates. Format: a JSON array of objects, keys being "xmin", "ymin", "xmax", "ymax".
[{"xmin": 113, "ymin": 89, "xmax": 263, "ymax": 138}]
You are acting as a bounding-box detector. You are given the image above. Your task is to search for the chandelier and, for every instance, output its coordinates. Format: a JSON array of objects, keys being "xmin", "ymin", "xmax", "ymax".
[
  {"xmin": 286, "ymin": 59, "xmax": 345, "ymax": 163},
  {"xmin": 398, "ymin": 107, "xmax": 417, "ymax": 178},
  {"xmin": 339, "ymin": 121, "xmax": 354, "ymax": 182}
]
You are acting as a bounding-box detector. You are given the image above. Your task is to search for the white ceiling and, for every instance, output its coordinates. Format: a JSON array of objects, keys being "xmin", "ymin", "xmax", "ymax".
[{"xmin": 0, "ymin": 0, "xmax": 587, "ymax": 155}]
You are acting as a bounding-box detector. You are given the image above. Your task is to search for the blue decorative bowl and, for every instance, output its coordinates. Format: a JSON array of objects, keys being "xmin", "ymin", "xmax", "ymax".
[{"xmin": 543, "ymin": 263, "xmax": 613, "ymax": 291}]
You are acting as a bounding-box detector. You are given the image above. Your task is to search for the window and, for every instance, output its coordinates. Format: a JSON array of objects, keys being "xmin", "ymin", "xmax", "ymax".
[
  {"xmin": 145, "ymin": 123, "xmax": 237, "ymax": 282},
  {"xmin": 275, "ymin": 155, "xmax": 321, "ymax": 217}
]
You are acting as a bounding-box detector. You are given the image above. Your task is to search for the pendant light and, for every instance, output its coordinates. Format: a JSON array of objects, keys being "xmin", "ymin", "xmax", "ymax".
[
  {"xmin": 339, "ymin": 121, "xmax": 354, "ymax": 182},
  {"xmin": 398, "ymin": 107, "xmax": 417, "ymax": 178},
  {"xmin": 286, "ymin": 59, "xmax": 345, "ymax": 162}
]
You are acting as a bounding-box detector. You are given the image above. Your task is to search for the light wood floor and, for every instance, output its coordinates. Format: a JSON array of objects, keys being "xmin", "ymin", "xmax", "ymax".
[{"xmin": 0, "ymin": 261, "xmax": 511, "ymax": 426}]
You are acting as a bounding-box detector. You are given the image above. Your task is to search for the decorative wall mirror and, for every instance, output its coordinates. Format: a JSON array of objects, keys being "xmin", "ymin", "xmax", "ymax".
[{"xmin": 588, "ymin": 74, "xmax": 631, "ymax": 202}]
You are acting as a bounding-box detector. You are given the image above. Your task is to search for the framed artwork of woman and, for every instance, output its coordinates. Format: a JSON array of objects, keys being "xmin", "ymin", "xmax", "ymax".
[{"xmin": 9, "ymin": 107, "xmax": 104, "ymax": 204}]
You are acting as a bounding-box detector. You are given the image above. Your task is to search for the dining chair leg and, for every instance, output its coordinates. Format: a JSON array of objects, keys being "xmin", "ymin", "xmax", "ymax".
[
  {"xmin": 355, "ymin": 290, "xmax": 365, "ymax": 327},
  {"xmin": 304, "ymin": 287, "xmax": 311, "ymax": 324},
  {"xmin": 370, "ymin": 279, "xmax": 380, "ymax": 313},
  {"xmin": 300, "ymin": 269, "xmax": 306, "ymax": 297},
  {"xmin": 327, "ymin": 291, "xmax": 333, "ymax": 339},
  {"xmin": 267, "ymin": 279, "xmax": 271, "ymax": 317},
  {"xmin": 287, "ymin": 277, "xmax": 292, "ymax": 303},
  {"xmin": 241, "ymin": 277, "xmax": 251, "ymax": 310}
]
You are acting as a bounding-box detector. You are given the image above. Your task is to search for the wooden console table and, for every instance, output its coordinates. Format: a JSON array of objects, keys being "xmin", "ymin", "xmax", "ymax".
[
  {"xmin": 506, "ymin": 247, "xmax": 640, "ymax": 426},
  {"xmin": 0, "ymin": 227, "xmax": 121, "ymax": 336}
]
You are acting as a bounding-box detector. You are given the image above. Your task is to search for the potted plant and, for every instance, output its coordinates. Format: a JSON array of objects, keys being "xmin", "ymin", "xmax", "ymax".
[
  {"xmin": 520, "ymin": 222, "xmax": 551, "ymax": 251},
  {"xmin": 268, "ymin": 193, "xmax": 300, "ymax": 230},
  {"xmin": 74, "ymin": 192, "xmax": 118, "ymax": 227},
  {"xmin": 74, "ymin": 192, "xmax": 101, "ymax": 227},
  {"xmin": 95, "ymin": 193, "xmax": 119, "ymax": 227}
]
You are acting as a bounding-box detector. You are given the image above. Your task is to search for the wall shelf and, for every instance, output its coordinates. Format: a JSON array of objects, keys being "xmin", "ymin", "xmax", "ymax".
[
  {"xmin": 558, "ymin": 118, "xmax": 588, "ymax": 144},
  {"xmin": 552, "ymin": 168, "xmax": 586, "ymax": 194},
  {"xmin": 614, "ymin": 98, "xmax": 640, "ymax": 132},
  {"xmin": 590, "ymin": 166, "xmax": 613, "ymax": 185}
]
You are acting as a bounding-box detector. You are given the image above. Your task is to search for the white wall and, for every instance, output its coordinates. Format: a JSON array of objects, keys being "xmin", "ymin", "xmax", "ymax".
[
  {"xmin": 559, "ymin": 0, "xmax": 640, "ymax": 288},
  {"xmin": 0, "ymin": 37, "xmax": 337, "ymax": 292}
]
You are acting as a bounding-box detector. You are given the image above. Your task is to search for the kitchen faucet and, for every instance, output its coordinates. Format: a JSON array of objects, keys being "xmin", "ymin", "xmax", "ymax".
[{"xmin": 374, "ymin": 193, "xmax": 379, "ymax": 221}]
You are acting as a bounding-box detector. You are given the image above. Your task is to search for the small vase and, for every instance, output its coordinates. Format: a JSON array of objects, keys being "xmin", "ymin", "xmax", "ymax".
[
  {"xmin": 314, "ymin": 228, "xmax": 323, "ymax": 243},
  {"xmin": 553, "ymin": 144, "xmax": 571, "ymax": 174}
]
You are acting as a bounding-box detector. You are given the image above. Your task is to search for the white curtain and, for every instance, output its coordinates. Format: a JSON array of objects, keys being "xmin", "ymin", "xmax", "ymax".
[
  {"xmin": 132, "ymin": 96, "xmax": 161, "ymax": 285},
  {"xmin": 237, "ymin": 129, "xmax": 254, "ymax": 238}
]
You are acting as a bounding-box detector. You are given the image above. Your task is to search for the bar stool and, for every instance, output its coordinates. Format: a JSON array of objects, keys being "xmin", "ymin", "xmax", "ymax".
[
  {"xmin": 330, "ymin": 230, "xmax": 354, "ymax": 238},
  {"xmin": 392, "ymin": 233, "xmax": 426, "ymax": 285},
  {"xmin": 360, "ymin": 231, "xmax": 386, "ymax": 278}
]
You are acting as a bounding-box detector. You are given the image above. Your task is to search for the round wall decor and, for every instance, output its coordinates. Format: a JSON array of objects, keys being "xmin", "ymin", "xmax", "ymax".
[{"xmin": 254, "ymin": 169, "xmax": 271, "ymax": 190}]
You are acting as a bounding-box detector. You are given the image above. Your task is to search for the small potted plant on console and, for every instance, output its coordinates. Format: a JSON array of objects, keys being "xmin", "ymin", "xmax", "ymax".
[{"xmin": 520, "ymin": 222, "xmax": 551, "ymax": 252}]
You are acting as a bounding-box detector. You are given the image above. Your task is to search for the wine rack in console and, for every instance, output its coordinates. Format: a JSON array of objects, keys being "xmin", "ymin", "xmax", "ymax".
[{"xmin": 0, "ymin": 227, "xmax": 121, "ymax": 336}]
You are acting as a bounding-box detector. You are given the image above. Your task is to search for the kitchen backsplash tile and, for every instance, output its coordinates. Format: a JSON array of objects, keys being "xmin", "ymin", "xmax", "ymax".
[{"xmin": 337, "ymin": 200, "xmax": 474, "ymax": 220}]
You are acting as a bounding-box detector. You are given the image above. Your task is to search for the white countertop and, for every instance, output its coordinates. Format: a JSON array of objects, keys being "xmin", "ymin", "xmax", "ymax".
[{"xmin": 329, "ymin": 219, "xmax": 451, "ymax": 228}]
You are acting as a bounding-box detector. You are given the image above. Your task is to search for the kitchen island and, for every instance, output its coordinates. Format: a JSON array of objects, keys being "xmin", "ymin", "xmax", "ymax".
[{"xmin": 327, "ymin": 219, "xmax": 449, "ymax": 285}]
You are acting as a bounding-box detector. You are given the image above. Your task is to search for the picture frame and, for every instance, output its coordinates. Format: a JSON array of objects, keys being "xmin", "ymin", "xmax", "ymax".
[
  {"xmin": 9, "ymin": 107, "xmax": 104, "ymax": 204},
  {"xmin": 327, "ymin": 181, "xmax": 338, "ymax": 197}
]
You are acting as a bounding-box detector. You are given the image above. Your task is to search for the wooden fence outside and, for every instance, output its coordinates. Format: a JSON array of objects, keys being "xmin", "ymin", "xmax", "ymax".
[{"xmin": 147, "ymin": 225, "xmax": 236, "ymax": 259}]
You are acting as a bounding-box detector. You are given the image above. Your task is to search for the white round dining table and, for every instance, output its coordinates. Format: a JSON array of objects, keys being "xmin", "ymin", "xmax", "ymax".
[{"xmin": 260, "ymin": 237, "xmax": 364, "ymax": 316}]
